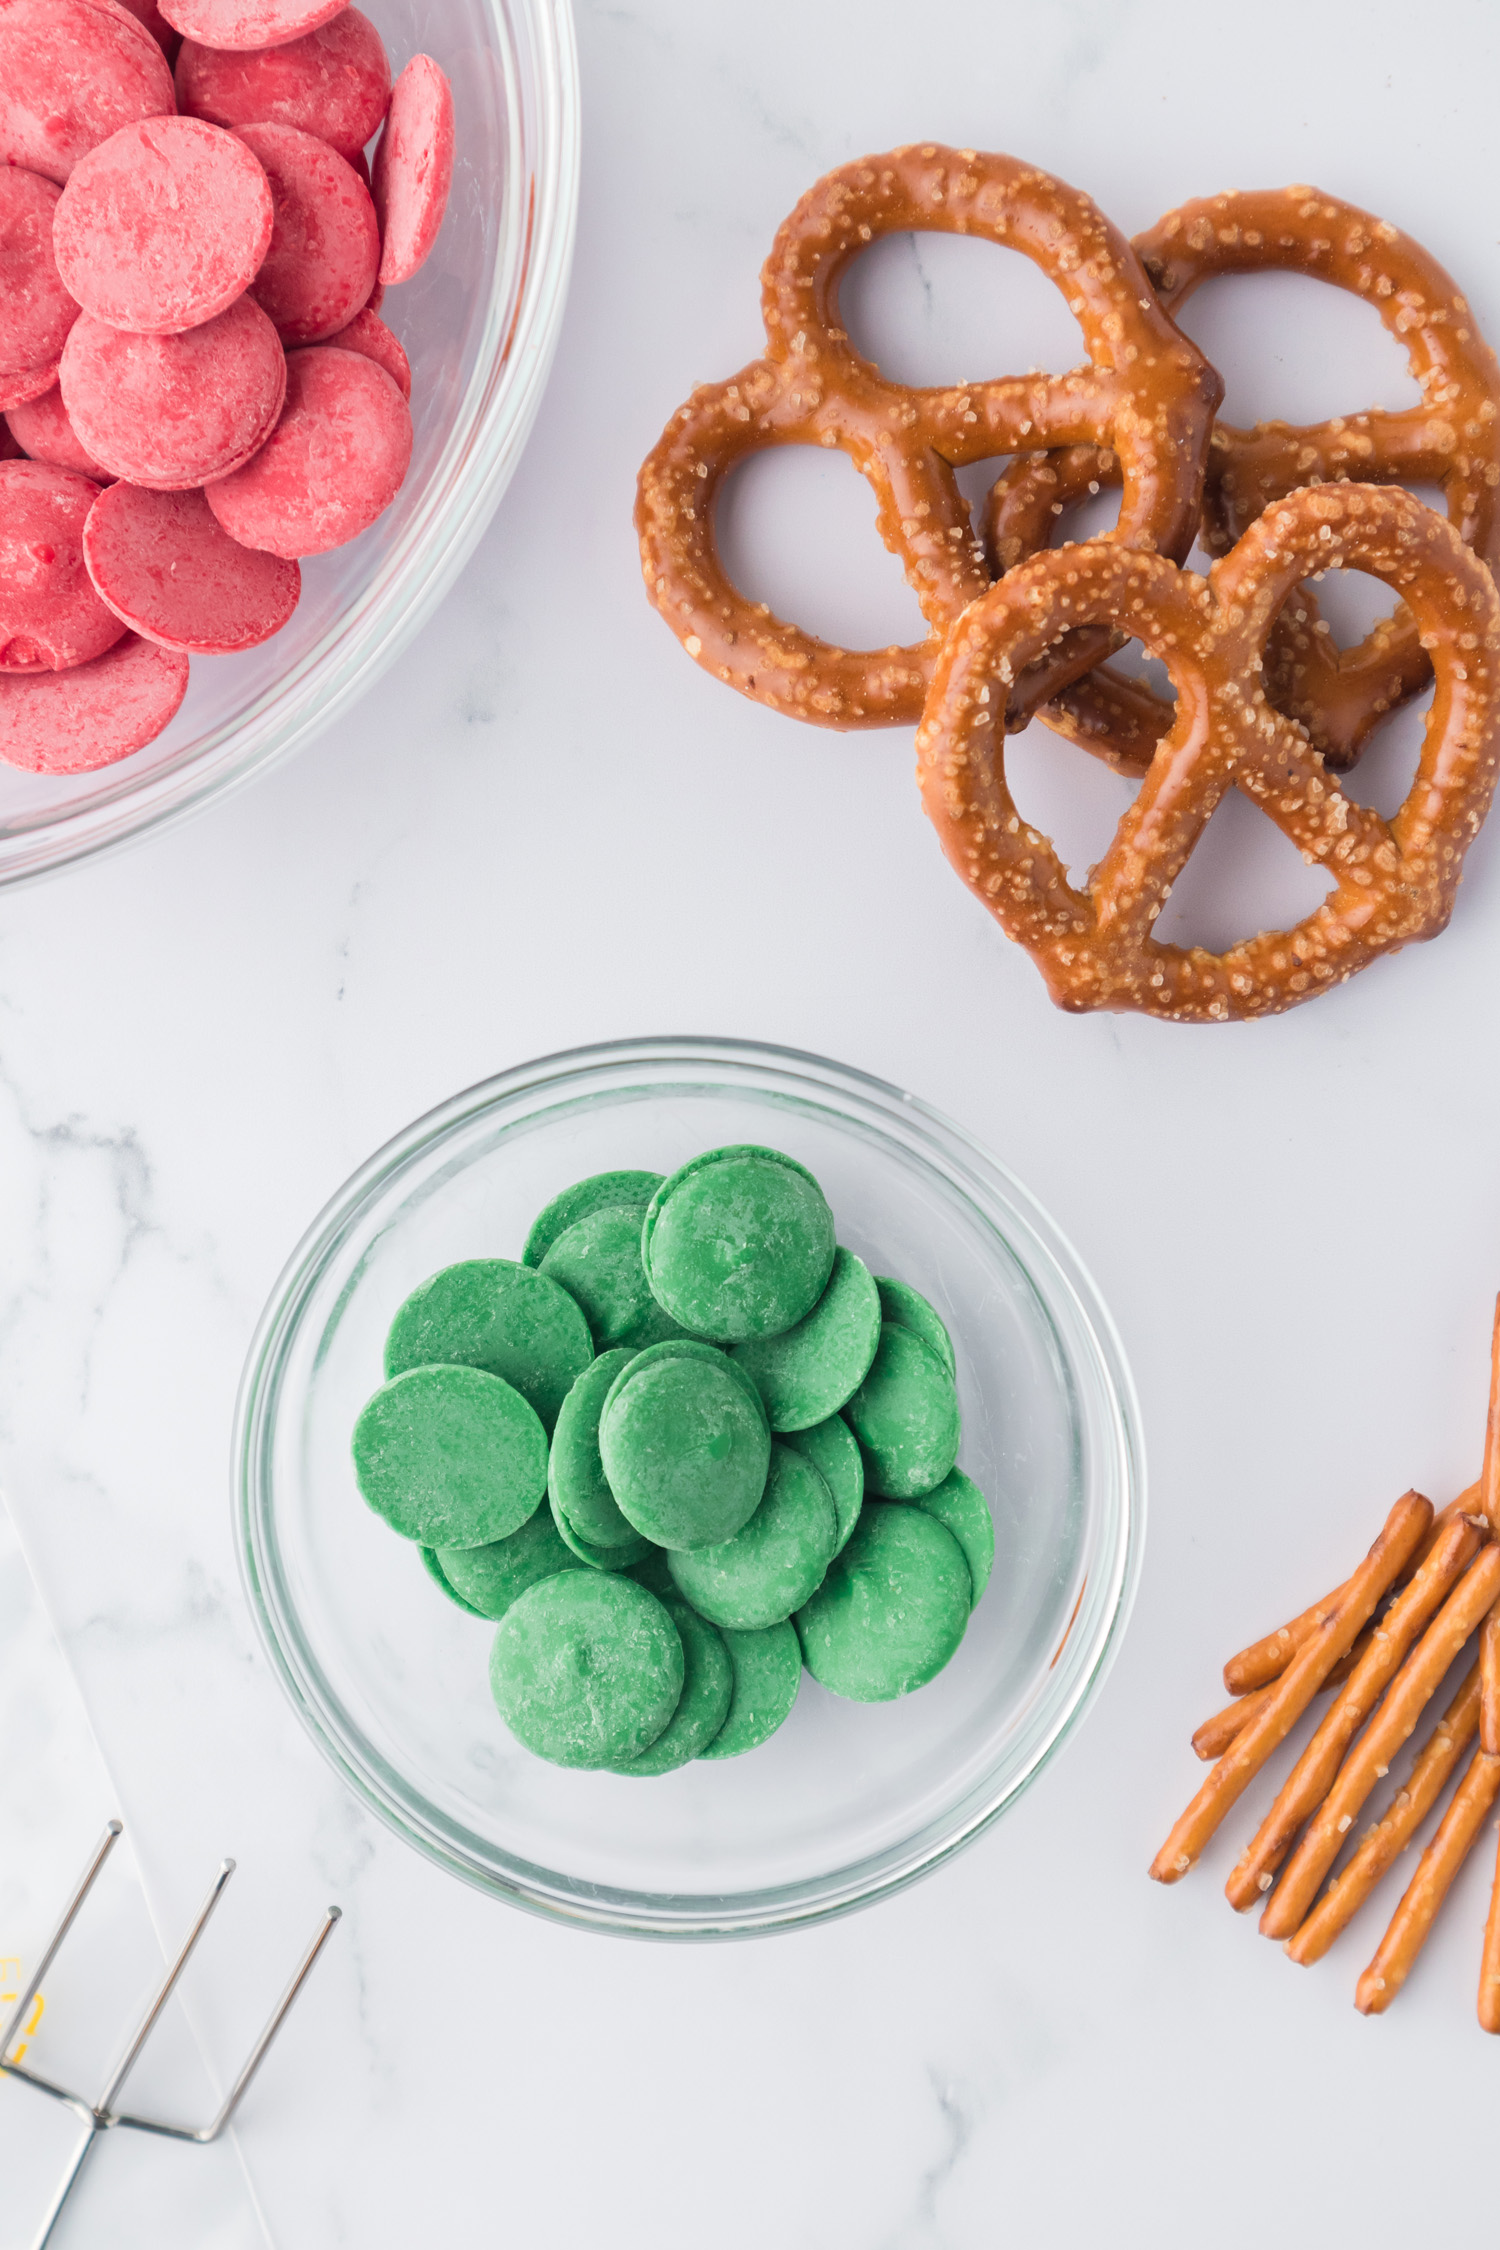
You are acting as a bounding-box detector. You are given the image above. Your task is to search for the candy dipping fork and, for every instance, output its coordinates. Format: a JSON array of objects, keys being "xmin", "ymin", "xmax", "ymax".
[{"xmin": 0, "ymin": 1821, "xmax": 340, "ymax": 2250}]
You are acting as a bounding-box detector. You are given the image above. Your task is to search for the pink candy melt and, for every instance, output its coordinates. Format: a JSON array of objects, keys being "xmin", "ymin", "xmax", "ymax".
[
  {"xmin": 105, "ymin": 0, "xmax": 180, "ymax": 54},
  {"xmin": 371, "ymin": 52, "xmax": 452, "ymax": 285},
  {"xmin": 205, "ymin": 342, "xmax": 410, "ymax": 556},
  {"xmin": 0, "ymin": 460, "xmax": 126, "ymax": 671},
  {"xmin": 84, "ymin": 480, "xmax": 301, "ymax": 652},
  {"xmin": 0, "ymin": 0, "xmax": 176, "ymax": 183},
  {"xmin": 236, "ymin": 120, "xmax": 379, "ymax": 345},
  {"xmin": 156, "ymin": 0, "xmax": 347, "ymax": 52},
  {"xmin": 0, "ymin": 168, "xmax": 80, "ymax": 379},
  {"xmin": 175, "ymin": 8, "xmax": 390, "ymax": 160},
  {"xmin": 310, "ymin": 305, "xmax": 408, "ymax": 398},
  {"xmin": 54, "ymin": 114, "xmax": 275, "ymax": 333},
  {"xmin": 0, "ymin": 628, "xmax": 188, "ymax": 769},
  {"xmin": 5, "ymin": 385, "xmax": 116, "ymax": 479},
  {"xmin": 61, "ymin": 295, "xmax": 287, "ymax": 487},
  {"xmin": 0, "ymin": 359, "xmax": 65, "ymax": 413}
]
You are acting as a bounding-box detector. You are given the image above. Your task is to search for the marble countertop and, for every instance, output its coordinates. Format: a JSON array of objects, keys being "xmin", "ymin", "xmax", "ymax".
[{"xmin": 6, "ymin": 1, "xmax": 1500, "ymax": 2242}]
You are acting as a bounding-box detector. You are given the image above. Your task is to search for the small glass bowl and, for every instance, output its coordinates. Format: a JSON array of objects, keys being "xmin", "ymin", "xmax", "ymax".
[
  {"xmin": 234, "ymin": 1039, "xmax": 1145, "ymax": 1939},
  {"xmin": 0, "ymin": 0, "xmax": 579, "ymax": 888}
]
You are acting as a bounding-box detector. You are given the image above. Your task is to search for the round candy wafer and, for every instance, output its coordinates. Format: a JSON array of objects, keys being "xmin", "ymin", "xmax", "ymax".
[
  {"xmin": 83, "ymin": 482, "xmax": 301, "ymax": 653},
  {"xmin": 61, "ymin": 296, "xmax": 287, "ymax": 489},
  {"xmin": 5, "ymin": 387, "xmax": 114, "ymax": 480},
  {"xmin": 158, "ymin": 0, "xmax": 348, "ymax": 49},
  {"xmin": 371, "ymin": 52, "xmax": 453, "ymax": 285},
  {"xmin": 235, "ymin": 120, "xmax": 379, "ymax": 345},
  {"xmin": 54, "ymin": 115, "xmax": 274, "ymax": 334},
  {"xmin": 0, "ymin": 0, "xmax": 176, "ymax": 185},
  {"xmin": 0, "ymin": 630, "xmax": 188, "ymax": 771},
  {"xmin": 0, "ymin": 361, "xmax": 64, "ymax": 413},
  {"xmin": 0, "ymin": 168, "xmax": 79, "ymax": 384},
  {"xmin": 204, "ymin": 343, "xmax": 410, "ymax": 556},
  {"xmin": 110, "ymin": 0, "xmax": 179, "ymax": 56},
  {"xmin": 306, "ymin": 305, "xmax": 409, "ymax": 398},
  {"xmin": 175, "ymin": 9, "xmax": 390, "ymax": 159},
  {"xmin": 0, "ymin": 461, "xmax": 124, "ymax": 672}
]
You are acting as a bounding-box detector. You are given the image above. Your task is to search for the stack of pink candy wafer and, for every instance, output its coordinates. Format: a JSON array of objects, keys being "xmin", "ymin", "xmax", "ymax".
[{"xmin": 0, "ymin": 0, "xmax": 454, "ymax": 776}]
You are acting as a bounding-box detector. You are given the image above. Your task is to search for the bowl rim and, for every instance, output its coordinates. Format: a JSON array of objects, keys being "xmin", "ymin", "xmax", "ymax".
[
  {"xmin": 233, "ymin": 1036, "xmax": 1147, "ymax": 1940},
  {"xmin": 0, "ymin": 0, "xmax": 582, "ymax": 891}
]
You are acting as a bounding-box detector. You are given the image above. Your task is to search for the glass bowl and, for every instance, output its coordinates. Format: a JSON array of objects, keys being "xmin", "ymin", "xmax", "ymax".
[
  {"xmin": 0, "ymin": 0, "xmax": 580, "ymax": 888},
  {"xmin": 234, "ymin": 1039, "xmax": 1145, "ymax": 1939}
]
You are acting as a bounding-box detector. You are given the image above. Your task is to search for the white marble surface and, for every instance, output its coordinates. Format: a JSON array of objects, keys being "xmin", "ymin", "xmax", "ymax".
[{"xmin": 6, "ymin": 1, "xmax": 1500, "ymax": 2241}]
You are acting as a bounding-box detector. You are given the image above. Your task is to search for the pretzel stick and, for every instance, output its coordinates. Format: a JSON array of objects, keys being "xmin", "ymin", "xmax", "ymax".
[
  {"xmin": 1284, "ymin": 1664, "xmax": 1481, "ymax": 1966},
  {"xmin": 1149, "ymin": 1494, "xmax": 1431, "ymax": 1885},
  {"xmin": 1481, "ymin": 1294, "xmax": 1500, "ymax": 1536},
  {"xmin": 1194, "ymin": 1632, "xmax": 1372, "ymax": 1761},
  {"xmin": 1354, "ymin": 1747, "xmax": 1500, "ymax": 2014},
  {"xmin": 1220, "ymin": 1490, "xmax": 1479, "ymax": 1696},
  {"xmin": 1483, "ymin": 1599, "xmax": 1500, "ymax": 1758},
  {"xmin": 1260, "ymin": 1540, "xmax": 1500, "ymax": 1939},
  {"xmin": 1478, "ymin": 1815, "xmax": 1500, "ymax": 2033},
  {"xmin": 1225, "ymin": 1515, "xmax": 1482, "ymax": 1912}
]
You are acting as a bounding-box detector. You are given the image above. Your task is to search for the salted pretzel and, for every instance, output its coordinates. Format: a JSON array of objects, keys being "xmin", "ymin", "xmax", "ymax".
[
  {"xmin": 918, "ymin": 483, "xmax": 1500, "ymax": 1022},
  {"xmin": 984, "ymin": 188, "xmax": 1500, "ymax": 771},
  {"xmin": 635, "ymin": 146, "xmax": 1221, "ymax": 729}
]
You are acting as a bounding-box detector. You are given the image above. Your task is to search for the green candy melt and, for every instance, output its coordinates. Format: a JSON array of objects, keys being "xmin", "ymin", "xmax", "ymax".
[
  {"xmin": 782, "ymin": 1412, "xmax": 864, "ymax": 1554},
  {"xmin": 489, "ymin": 1573, "xmax": 685, "ymax": 1769},
  {"xmin": 522, "ymin": 1170, "xmax": 665, "ymax": 1269},
  {"xmin": 642, "ymin": 1145, "xmax": 836, "ymax": 1342},
  {"xmin": 539, "ymin": 1204, "xmax": 686, "ymax": 1352},
  {"xmin": 730, "ymin": 1246, "xmax": 881, "ymax": 1432},
  {"xmin": 698, "ymin": 1620, "xmax": 802, "ymax": 1758},
  {"xmin": 796, "ymin": 1503, "xmax": 971, "ymax": 1701},
  {"xmin": 419, "ymin": 1544, "xmax": 487, "ymax": 1617},
  {"xmin": 549, "ymin": 1488, "xmax": 652, "ymax": 1570},
  {"xmin": 549, "ymin": 1349, "xmax": 651, "ymax": 1556},
  {"xmin": 912, "ymin": 1467, "xmax": 993, "ymax": 1608},
  {"xmin": 384, "ymin": 1258, "xmax": 594, "ymax": 1432},
  {"xmin": 599, "ymin": 1344, "xmax": 771, "ymax": 1550},
  {"xmin": 875, "ymin": 1276, "xmax": 956, "ymax": 1377},
  {"xmin": 844, "ymin": 1322, "xmax": 960, "ymax": 1499},
  {"xmin": 611, "ymin": 1599, "xmax": 733, "ymax": 1776},
  {"xmin": 434, "ymin": 1509, "xmax": 583, "ymax": 1619},
  {"xmin": 667, "ymin": 1442, "xmax": 837, "ymax": 1630},
  {"xmin": 352, "ymin": 1363, "xmax": 547, "ymax": 1548}
]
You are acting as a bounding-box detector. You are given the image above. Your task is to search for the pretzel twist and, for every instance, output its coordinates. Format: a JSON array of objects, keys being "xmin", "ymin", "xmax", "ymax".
[
  {"xmin": 1282, "ymin": 1663, "xmax": 1481, "ymax": 1967},
  {"xmin": 636, "ymin": 147, "xmax": 1221, "ymax": 729},
  {"xmin": 1225, "ymin": 1513, "xmax": 1479, "ymax": 1910},
  {"xmin": 1355, "ymin": 1747, "xmax": 1500, "ymax": 2014},
  {"xmin": 987, "ymin": 188, "xmax": 1500, "ymax": 772},
  {"xmin": 1149, "ymin": 1493, "xmax": 1430, "ymax": 1884},
  {"xmin": 917, "ymin": 483, "xmax": 1500, "ymax": 1022},
  {"xmin": 1259, "ymin": 1540, "xmax": 1500, "ymax": 1939}
]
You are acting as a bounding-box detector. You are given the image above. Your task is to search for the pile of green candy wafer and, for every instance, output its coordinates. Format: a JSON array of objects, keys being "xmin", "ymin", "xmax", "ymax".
[{"xmin": 350, "ymin": 1145, "xmax": 994, "ymax": 1776}]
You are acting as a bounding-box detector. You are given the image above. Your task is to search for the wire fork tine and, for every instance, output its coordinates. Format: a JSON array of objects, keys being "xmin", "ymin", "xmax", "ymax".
[{"xmin": 1, "ymin": 1822, "xmax": 340, "ymax": 2249}]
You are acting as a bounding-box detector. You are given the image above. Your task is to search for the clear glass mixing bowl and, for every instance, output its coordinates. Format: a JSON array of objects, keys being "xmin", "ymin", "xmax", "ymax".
[
  {"xmin": 0, "ymin": 0, "xmax": 579, "ymax": 887},
  {"xmin": 235, "ymin": 1039, "xmax": 1145, "ymax": 1938}
]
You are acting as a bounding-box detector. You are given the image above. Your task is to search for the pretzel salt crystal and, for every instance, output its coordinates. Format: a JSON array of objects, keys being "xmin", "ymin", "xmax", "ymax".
[
  {"xmin": 1149, "ymin": 1493, "xmax": 1429, "ymax": 1884},
  {"xmin": 1283, "ymin": 1663, "xmax": 1480, "ymax": 1967},
  {"xmin": 988, "ymin": 187, "xmax": 1500, "ymax": 773},
  {"xmin": 1259, "ymin": 1540, "xmax": 1500, "ymax": 1939},
  {"xmin": 1224, "ymin": 1514, "xmax": 1479, "ymax": 1911},
  {"xmin": 636, "ymin": 146, "xmax": 1221, "ymax": 729},
  {"xmin": 918, "ymin": 483, "xmax": 1500, "ymax": 1021},
  {"xmin": 1354, "ymin": 1747, "xmax": 1500, "ymax": 2014},
  {"xmin": 1194, "ymin": 1632, "xmax": 1372, "ymax": 1761}
]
